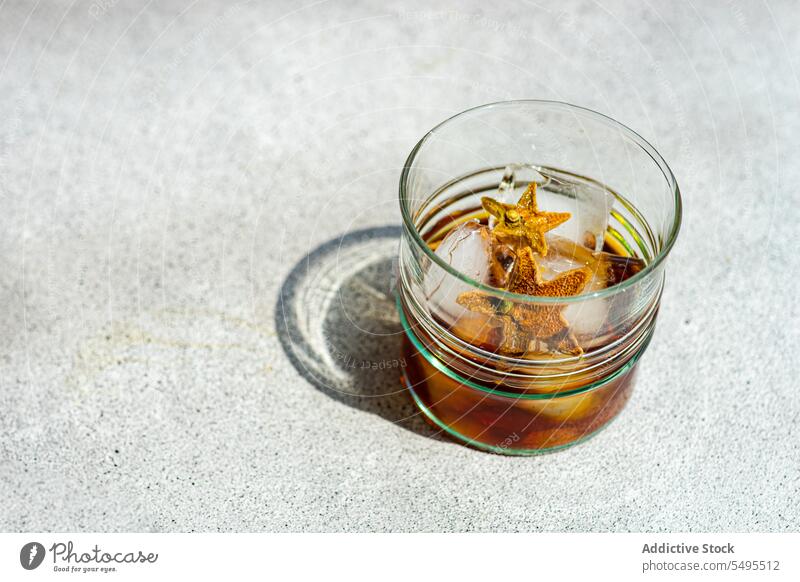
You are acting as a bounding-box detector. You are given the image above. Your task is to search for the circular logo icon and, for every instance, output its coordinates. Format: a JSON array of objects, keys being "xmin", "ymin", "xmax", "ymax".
[{"xmin": 20, "ymin": 542, "xmax": 45, "ymax": 570}]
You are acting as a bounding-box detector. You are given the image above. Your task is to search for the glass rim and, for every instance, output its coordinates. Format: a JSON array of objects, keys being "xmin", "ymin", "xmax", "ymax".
[{"xmin": 398, "ymin": 99, "xmax": 683, "ymax": 305}]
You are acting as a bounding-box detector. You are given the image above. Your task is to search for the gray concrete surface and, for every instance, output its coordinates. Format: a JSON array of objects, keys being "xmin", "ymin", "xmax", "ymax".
[{"xmin": 0, "ymin": 0, "xmax": 798, "ymax": 532}]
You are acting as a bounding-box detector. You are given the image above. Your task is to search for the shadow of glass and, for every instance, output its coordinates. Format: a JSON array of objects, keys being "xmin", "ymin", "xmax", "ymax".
[{"xmin": 275, "ymin": 226, "xmax": 437, "ymax": 439}]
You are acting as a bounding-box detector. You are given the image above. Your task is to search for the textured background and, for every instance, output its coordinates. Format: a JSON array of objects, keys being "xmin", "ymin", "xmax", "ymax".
[{"xmin": 0, "ymin": 0, "xmax": 797, "ymax": 532}]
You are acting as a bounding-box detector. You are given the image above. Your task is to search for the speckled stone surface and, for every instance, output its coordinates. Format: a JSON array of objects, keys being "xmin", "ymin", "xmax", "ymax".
[{"xmin": 0, "ymin": 0, "xmax": 798, "ymax": 532}]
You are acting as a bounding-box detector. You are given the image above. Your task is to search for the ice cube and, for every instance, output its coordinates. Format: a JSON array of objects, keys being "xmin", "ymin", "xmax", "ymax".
[
  {"xmin": 430, "ymin": 221, "xmax": 492, "ymax": 283},
  {"xmin": 536, "ymin": 235, "xmax": 648, "ymax": 349},
  {"xmin": 540, "ymin": 235, "xmax": 613, "ymax": 292},
  {"xmin": 541, "ymin": 176, "xmax": 614, "ymax": 252},
  {"xmin": 539, "ymin": 235, "xmax": 613, "ymax": 339},
  {"xmin": 425, "ymin": 221, "xmax": 513, "ymax": 328}
]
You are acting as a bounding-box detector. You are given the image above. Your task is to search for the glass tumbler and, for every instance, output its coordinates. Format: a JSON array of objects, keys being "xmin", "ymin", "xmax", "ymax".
[{"xmin": 397, "ymin": 100, "xmax": 681, "ymax": 454}]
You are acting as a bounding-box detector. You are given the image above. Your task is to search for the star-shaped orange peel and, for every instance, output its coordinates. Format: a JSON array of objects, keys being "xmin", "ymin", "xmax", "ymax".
[
  {"xmin": 481, "ymin": 182, "xmax": 570, "ymax": 257},
  {"xmin": 456, "ymin": 247, "xmax": 591, "ymax": 356}
]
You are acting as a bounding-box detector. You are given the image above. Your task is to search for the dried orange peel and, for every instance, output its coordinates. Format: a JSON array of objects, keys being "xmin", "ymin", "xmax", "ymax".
[{"xmin": 456, "ymin": 181, "xmax": 592, "ymax": 356}]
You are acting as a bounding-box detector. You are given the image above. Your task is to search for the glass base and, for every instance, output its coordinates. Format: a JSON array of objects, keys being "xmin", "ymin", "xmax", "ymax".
[{"xmin": 402, "ymin": 367, "xmax": 621, "ymax": 456}]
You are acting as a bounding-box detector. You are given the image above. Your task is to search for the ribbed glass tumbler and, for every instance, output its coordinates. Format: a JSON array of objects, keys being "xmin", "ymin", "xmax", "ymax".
[{"xmin": 396, "ymin": 101, "xmax": 681, "ymax": 454}]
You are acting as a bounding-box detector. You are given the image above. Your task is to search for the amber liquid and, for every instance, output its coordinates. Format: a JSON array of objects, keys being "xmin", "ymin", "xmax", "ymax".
[
  {"xmin": 402, "ymin": 337, "xmax": 639, "ymax": 451},
  {"xmin": 401, "ymin": 211, "xmax": 646, "ymax": 453}
]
